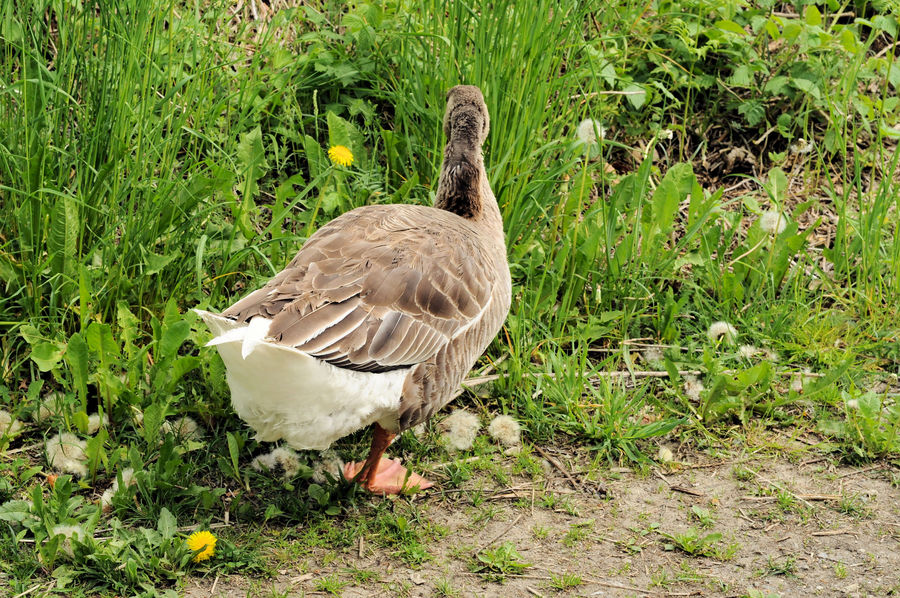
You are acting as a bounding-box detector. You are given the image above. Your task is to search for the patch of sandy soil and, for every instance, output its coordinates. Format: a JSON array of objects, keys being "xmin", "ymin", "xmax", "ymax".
[{"xmin": 181, "ymin": 450, "xmax": 900, "ymax": 597}]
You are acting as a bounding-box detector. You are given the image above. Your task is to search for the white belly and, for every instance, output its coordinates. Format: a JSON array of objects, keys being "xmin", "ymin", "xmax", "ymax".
[{"xmin": 195, "ymin": 310, "xmax": 408, "ymax": 450}]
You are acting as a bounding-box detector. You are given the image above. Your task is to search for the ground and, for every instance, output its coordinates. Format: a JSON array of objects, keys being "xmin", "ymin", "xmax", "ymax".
[{"xmin": 179, "ymin": 439, "xmax": 900, "ymax": 598}]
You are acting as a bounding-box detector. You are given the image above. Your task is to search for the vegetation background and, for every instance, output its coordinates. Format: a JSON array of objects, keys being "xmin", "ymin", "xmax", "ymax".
[{"xmin": 0, "ymin": 0, "xmax": 898, "ymax": 595}]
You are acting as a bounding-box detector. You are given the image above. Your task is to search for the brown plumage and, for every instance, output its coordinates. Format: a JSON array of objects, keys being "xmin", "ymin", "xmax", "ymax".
[{"xmin": 199, "ymin": 85, "xmax": 510, "ymax": 494}]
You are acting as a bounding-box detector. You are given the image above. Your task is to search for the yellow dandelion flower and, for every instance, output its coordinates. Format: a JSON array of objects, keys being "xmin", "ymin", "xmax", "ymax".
[
  {"xmin": 185, "ymin": 530, "xmax": 217, "ymax": 562},
  {"xmin": 328, "ymin": 145, "xmax": 353, "ymax": 167}
]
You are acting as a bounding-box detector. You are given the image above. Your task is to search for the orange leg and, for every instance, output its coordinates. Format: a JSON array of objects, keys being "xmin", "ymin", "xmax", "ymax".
[{"xmin": 342, "ymin": 423, "xmax": 433, "ymax": 495}]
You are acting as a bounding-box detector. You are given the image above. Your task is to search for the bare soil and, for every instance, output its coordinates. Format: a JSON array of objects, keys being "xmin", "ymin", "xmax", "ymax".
[{"xmin": 181, "ymin": 447, "xmax": 900, "ymax": 598}]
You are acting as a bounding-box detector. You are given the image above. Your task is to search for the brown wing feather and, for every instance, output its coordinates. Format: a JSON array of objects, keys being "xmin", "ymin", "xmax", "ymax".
[{"xmin": 222, "ymin": 204, "xmax": 495, "ymax": 372}]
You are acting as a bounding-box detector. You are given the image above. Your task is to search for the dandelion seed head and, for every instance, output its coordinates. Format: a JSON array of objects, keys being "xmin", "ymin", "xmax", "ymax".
[
  {"xmin": 759, "ymin": 210, "xmax": 788, "ymax": 235},
  {"xmin": 0, "ymin": 409, "xmax": 23, "ymax": 436},
  {"xmin": 100, "ymin": 467, "xmax": 137, "ymax": 512},
  {"xmin": 328, "ymin": 145, "xmax": 354, "ymax": 167},
  {"xmin": 707, "ymin": 321, "xmax": 738, "ymax": 345},
  {"xmin": 575, "ymin": 119, "xmax": 605, "ymax": 145},
  {"xmin": 761, "ymin": 348, "xmax": 779, "ymax": 363},
  {"xmin": 86, "ymin": 413, "xmax": 108, "ymax": 435},
  {"xmin": 846, "ymin": 399, "xmax": 859, "ymax": 410},
  {"xmin": 439, "ymin": 409, "xmax": 480, "ymax": 451},
  {"xmin": 162, "ymin": 416, "xmax": 204, "ymax": 440},
  {"xmin": 311, "ymin": 450, "xmax": 344, "ymax": 484},
  {"xmin": 642, "ymin": 347, "xmax": 665, "ymax": 367},
  {"xmin": 185, "ymin": 530, "xmax": 217, "ymax": 562},
  {"xmin": 683, "ymin": 375, "xmax": 705, "ymax": 402},
  {"xmin": 789, "ymin": 138, "xmax": 814, "ymax": 155},
  {"xmin": 34, "ymin": 391, "xmax": 66, "ymax": 422},
  {"xmin": 50, "ymin": 524, "xmax": 86, "ymax": 557},
  {"xmin": 251, "ymin": 446, "xmax": 302, "ymax": 479},
  {"xmin": 487, "ymin": 415, "xmax": 521, "ymax": 447},
  {"xmin": 46, "ymin": 432, "xmax": 88, "ymax": 477},
  {"xmin": 738, "ymin": 344, "xmax": 758, "ymax": 359},
  {"xmin": 250, "ymin": 452, "xmax": 275, "ymax": 472}
]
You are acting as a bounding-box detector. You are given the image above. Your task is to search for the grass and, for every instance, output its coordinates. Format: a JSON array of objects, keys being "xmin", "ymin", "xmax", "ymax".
[{"xmin": 0, "ymin": 0, "xmax": 899, "ymax": 594}]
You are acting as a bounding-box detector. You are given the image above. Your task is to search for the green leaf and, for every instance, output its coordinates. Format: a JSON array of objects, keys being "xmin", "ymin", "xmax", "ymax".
[
  {"xmin": 623, "ymin": 83, "xmax": 646, "ymax": 109},
  {"xmin": 237, "ymin": 126, "xmax": 267, "ymax": 176},
  {"xmin": 30, "ymin": 342, "xmax": 65, "ymax": 372},
  {"xmin": 86, "ymin": 322, "xmax": 120, "ymax": 361},
  {"xmin": 66, "ymin": 332, "xmax": 89, "ymax": 408},
  {"xmin": 715, "ymin": 20, "xmax": 746, "ymax": 36},
  {"xmin": 157, "ymin": 507, "xmax": 177, "ymax": 539},
  {"xmin": 73, "ymin": 411, "xmax": 90, "ymax": 435},
  {"xmin": 804, "ymin": 5, "xmax": 821, "ymax": 27},
  {"xmin": 730, "ymin": 64, "xmax": 752, "ymax": 87},
  {"xmin": 327, "ymin": 111, "xmax": 365, "ymax": 166},
  {"xmin": 235, "ymin": 126, "xmax": 267, "ymax": 240},
  {"xmin": 0, "ymin": 500, "xmax": 36, "ymax": 526},
  {"xmin": 144, "ymin": 251, "xmax": 177, "ymax": 276},
  {"xmin": 326, "ymin": 111, "xmax": 353, "ymax": 149},
  {"xmin": 764, "ymin": 76, "xmax": 790, "ymax": 95},
  {"xmin": 142, "ymin": 402, "xmax": 164, "ymax": 444},
  {"xmin": 226, "ymin": 432, "xmax": 241, "ymax": 480},
  {"xmin": 116, "ymin": 302, "xmax": 141, "ymax": 354},
  {"xmin": 871, "ymin": 15, "xmax": 898, "ymax": 37},
  {"xmin": 766, "ymin": 167, "xmax": 788, "ymax": 203},
  {"xmin": 790, "ymin": 77, "xmax": 821, "ymax": 100},
  {"xmin": 159, "ymin": 320, "xmax": 191, "ymax": 362},
  {"xmin": 48, "ymin": 195, "xmax": 79, "ymax": 279},
  {"xmin": 303, "ymin": 134, "xmax": 327, "ymax": 180}
]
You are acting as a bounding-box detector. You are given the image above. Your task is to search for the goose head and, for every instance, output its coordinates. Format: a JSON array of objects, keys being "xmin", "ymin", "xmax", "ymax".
[{"xmin": 443, "ymin": 85, "xmax": 490, "ymax": 148}]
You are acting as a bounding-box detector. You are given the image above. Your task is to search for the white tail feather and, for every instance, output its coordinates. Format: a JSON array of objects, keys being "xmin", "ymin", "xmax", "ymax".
[{"xmin": 242, "ymin": 316, "xmax": 272, "ymax": 359}]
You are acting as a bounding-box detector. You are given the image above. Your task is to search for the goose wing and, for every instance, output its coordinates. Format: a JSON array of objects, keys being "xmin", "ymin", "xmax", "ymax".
[{"xmin": 223, "ymin": 205, "xmax": 496, "ymax": 372}]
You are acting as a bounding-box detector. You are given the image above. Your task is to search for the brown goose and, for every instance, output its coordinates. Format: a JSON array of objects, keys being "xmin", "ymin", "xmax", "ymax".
[{"xmin": 197, "ymin": 85, "xmax": 511, "ymax": 494}]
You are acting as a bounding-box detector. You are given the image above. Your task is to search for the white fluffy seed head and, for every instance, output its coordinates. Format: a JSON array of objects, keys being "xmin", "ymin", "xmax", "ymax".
[
  {"xmin": 759, "ymin": 210, "xmax": 788, "ymax": 235},
  {"xmin": 761, "ymin": 348, "xmax": 779, "ymax": 363},
  {"xmin": 311, "ymin": 450, "xmax": 344, "ymax": 484},
  {"xmin": 683, "ymin": 375, "xmax": 705, "ymax": 402},
  {"xmin": 789, "ymin": 138, "xmax": 814, "ymax": 155},
  {"xmin": 34, "ymin": 391, "xmax": 66, "ymax": 422},
  {"xmin": 737, "ymin": 344, "xmax": 758, "ymax": 359},
  {"xmin": 575, "ymin": 118, "xmax": 605, "ymax": 145},
  {"xmin": 251, "ymin": 446, "xmax": 302, "ymax": 479},
  {"xmin": 488, "ymin": 415, "xmax": 521, "ymax": 447},
  {"xmin": 707, "ymin": 321, "xmax": 738, "ymax": 344},
  {"xmin": 0, "ymin": 409, "xmax": 23, "ymax": 436},
  {"xmin": 50, "ymin": 524, "xmax": 86, "ymax": 557},
  {"xmin": 100, "ymin": 467, "xmax": 137, "ymax": 512},
  {"xmin": 439, "ymin": 409, "xmax": 481, "ymax": 451},
  {"xmin": 45, "ymin": 432, "xmax": 88, "ymax": 477},
  {"xmin": 162, "ymin": 416, "xmax": 204, "ymax": 440},
  {"xmin": 86, "ymin": 413, "xmax": 109, "ymax": 435},
  {"xmin": 411, "ymin": 422, "xmax": 427, "ymax": 438},
  {"xmin": 642, "ymin": 347, "xmax": 665, "ymax": 367}
]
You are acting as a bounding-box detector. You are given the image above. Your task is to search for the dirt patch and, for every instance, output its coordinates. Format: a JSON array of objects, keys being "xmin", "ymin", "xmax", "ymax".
[{"xmin": 181, "ymin": 450, "xmax": 900, "ymax": 597}]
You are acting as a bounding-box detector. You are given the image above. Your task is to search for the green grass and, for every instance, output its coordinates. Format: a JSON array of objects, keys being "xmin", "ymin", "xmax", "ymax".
[{"xmin": 1, "ymin": 0, "xmax": 899, "ymax": 594}]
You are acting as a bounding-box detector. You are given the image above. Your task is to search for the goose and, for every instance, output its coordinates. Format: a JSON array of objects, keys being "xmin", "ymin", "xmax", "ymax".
[{"xmin": 197, "ymin": 85, "xmax": 511, "ymax": 494}]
